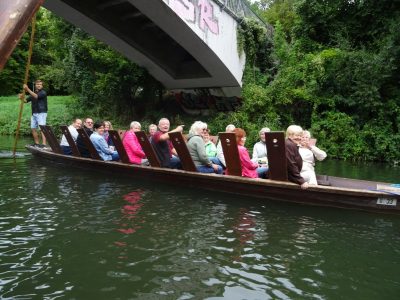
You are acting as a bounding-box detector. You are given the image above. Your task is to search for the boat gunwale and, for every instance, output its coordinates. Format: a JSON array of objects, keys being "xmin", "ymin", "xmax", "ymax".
[{"xmin": 27, "ymin": 146, "xmax": 399, "ymax": 199}]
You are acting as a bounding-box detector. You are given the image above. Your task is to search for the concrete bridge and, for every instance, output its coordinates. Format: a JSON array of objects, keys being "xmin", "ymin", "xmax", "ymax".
[{"xmin": 1, "ymin": 0, "xmax": 265, "ymax": 96}]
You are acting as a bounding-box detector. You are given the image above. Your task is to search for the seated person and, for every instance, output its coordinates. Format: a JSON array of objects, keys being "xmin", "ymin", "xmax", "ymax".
[
  {"xmin": 103, "ymin": 120, "xmax": 114, "ymax": 146},
  {"xmin": 90, "ymin": 120, "xmax": 119, "ymax": 161},
  {"xmin": 232, "ymin": 128, "xmax": 267, "ymax": 178},
  {"xmin": 76, "ymin": 117, "xmax": 94, "ymax": 158},
  {"xmin": 123, "ymin": 121, "xmax": 148, "ymax": 165},
  {"xmin": 285, "ymin": 125, "xmax": 308, "ymax": 189},
  {"xmin": 187, "ymin": 121, "xmax": 222, "ymax": 174},
  {"xmin": 299, "ymin": 130, "xmax": 327, "ymax": 185},
  {"xmin": 252, "ymin": 127, "xmax": 270, "ymax": 166},
  {"xmin": 216, "ymin": 124, "xmax": 236, "ymax": 168},
  {"xmin": 60, "ymin": 118, "xmax": 82, "ymax": 155},
  {"xmin": 151, "ymin": 118, "xmax": 182, "ymax": 169},
  {"xmin": 203, "ymin": 129, "xmax": 216, "ymax": 157},
  {"xmin": 203, "ymin": 128, "xmax": 223, "ymax": 166},
  {"xmin": 148, "ymin": 124, "xmax": 157, "ymax": 140}
]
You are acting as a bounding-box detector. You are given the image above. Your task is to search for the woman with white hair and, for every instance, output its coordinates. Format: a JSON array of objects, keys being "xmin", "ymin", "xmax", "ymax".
[
  {"xmin": 285, "ymin": 125, "xmax": 308, "ymax": 189},
  {"xmin": 187, "ymin": 121, "xmax": 223, "ymax": 174},
  {"xmin": 122, "ymin": 121, "xmax": 148, "ymax": 165},
  {"xmin": 216, "ymin": 124, "xmax": 236, "ymax": 168},
  {"xmin": 299, "ymin": 130, "xmax": 327, "ymax": 185},
  {"xmin": 252, "ymin": 127, "xmax": 270, "ymax": 165}
]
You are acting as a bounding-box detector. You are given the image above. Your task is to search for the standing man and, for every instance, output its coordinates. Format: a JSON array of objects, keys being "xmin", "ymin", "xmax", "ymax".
[
  {"xmin": 19, "ymin": 80, "xmax": 48, "ymax": 146},
  {"xmin": 151, "ymin": 118, "xmax": 183, "ymax": 168}
]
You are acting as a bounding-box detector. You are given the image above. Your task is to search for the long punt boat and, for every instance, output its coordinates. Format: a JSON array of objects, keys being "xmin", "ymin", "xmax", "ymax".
[{"xmin": 26, "ymin": 139, "xmax": 400, "ymax": 215}]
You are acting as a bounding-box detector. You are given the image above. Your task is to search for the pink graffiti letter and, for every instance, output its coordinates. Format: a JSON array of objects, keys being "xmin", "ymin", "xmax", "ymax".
[
  {"xmin": 198, "ymin": 0, "xmax": 219, "ymax": 35},
  {"xmin": 171, "ymin": 0, "xmax": 195, "ymax": 22}
]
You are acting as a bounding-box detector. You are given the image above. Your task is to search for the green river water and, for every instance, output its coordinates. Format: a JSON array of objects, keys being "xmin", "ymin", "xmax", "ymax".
[{"xmin": 0, "ymin": 135, "xmax": 399, "ymax": 299}]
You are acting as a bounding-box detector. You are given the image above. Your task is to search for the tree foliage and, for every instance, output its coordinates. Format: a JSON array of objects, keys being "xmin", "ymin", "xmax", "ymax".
[{"xmin": 1, "ymin": 3, "xmax": 400, "ymax": 163}]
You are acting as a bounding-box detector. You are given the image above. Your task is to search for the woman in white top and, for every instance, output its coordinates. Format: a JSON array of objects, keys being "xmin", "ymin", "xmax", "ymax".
[
  {"xmin": 60, "ymin": 118, "xmax": 82, "ymax": 155},
  {"xmin": 299, "ymin": 130, "xmax": 327, "ymax": 185},
  {"xmin": 251, "ymin": 127, "xmax": 270, "ymax": 165}
]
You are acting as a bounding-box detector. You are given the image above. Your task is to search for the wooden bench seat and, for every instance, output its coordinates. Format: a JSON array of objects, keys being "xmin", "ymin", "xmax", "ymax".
[
  {"xmin": 39, "ymin": 125, "xmax": 63, "ymax": 154},
  {"xmin": 60, "ymin": 125, "xmax": 81, "ymax": 157},
  {"xmin": 135, "ymin": 131, "xmax": 161, "ymax": 167},
  {"xmin": 76, "ymin": 128, "xmax": 101, "ymax": 160},
  {"xmin": 108, "ymin": 129, "xmax": 130, "ymax": 164},
  {"xmin": 265, "ymin": 132, "xmax": 288, "ymax": 181},
  {"xmin": 169, "ymin": 132, "xmax": 197, "ymax": 172},
  {"xmin": 218, "ymin": 132, "xmax": 241, "ymax": 176}
]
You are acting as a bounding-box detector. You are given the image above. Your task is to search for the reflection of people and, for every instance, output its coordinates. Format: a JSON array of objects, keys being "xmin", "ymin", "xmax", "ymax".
[
  {"xmin": 60, "ymin": 118, "xmax": 82, "ymax": 155},
  {"xmin": 232, "ymin": 208, "xmax": 255, "ymax": 262},
  {"xmin": 285, "ymin": 125, "xmax": 308, "ymax": 189},
  {"xmin": 19, "ymin": 80, "xmax": 48, "ymax": 146},
  {"xmin": 299, "ymin": 130, "xmax": 327, "ymax": 185}
]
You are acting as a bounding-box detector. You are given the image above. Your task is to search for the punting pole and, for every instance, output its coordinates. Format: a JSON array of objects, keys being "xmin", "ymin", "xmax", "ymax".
[
  {"xmin": 0, "ymin": 0, "xmax": 44, "ymax": 71},
  {"xmin": 12, "ymin": 14, "xmax": 37, "ymax": 157}
]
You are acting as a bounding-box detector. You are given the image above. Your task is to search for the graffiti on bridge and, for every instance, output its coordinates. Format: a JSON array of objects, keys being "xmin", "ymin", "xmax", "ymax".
[
  {"xmin": 175, "ymin": 92, "xmax": 242, "ymax": 113},
  {"xmin": 169, "ymin": 0, "xmax": 219, "ymax": 35}
]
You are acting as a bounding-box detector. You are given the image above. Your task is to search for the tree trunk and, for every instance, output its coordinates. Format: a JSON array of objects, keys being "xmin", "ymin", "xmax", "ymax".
[{"xmin": 0, "ymin": 0, "xmax": 44, "ymax": 70}]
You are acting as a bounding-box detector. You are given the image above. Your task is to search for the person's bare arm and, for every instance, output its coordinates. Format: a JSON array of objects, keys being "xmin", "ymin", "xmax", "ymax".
[
  {"xmin": 23, "ymin": 84, "xmax": 38, "ymax": 99},
  {"xmin": 159, "ymin": 125, "xmax": 184, "ymax": 141}
]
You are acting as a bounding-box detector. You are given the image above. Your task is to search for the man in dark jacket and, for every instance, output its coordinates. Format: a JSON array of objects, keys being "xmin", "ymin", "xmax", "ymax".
[
  {"xmin": 19, "ymin": 80, "xmax": 48, "ymax": 146},
  {"xmin": 76, "ymin": 118, "xmax": 94, "ymax": 158}
]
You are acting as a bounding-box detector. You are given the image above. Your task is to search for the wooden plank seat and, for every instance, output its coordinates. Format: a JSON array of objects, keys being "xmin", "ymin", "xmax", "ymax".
[
  {"xmin": 218, "ymin": 132, "xmax": 242, "ymax": 176},
  {"xmin": 60, "ymin": 125, "xmax": 81, "ymax": 157},
  {"xmin": 76, "ymin": 128, "xmax": 101, "ymax": 160},
  {"xmin": 135, "ymin": 131, "xmax": 161, "ymax": 167},
  {"xmin": 108, "ymin": 130, "xmax": 130, "ymax": 164},
  {"xmin": 265, "ymin": 132, "xmax": 288, "ymax": 181},
  {"xmin": 39, "ymin": 125, "xmax": 63, "ymax": 154},
  {"xmin": 169, "ymin": 132, "xmax": 197, "ymax": 172},
  {"xmin": 118, "ymin": 129, "xmax": 126, "ymax": 139}
]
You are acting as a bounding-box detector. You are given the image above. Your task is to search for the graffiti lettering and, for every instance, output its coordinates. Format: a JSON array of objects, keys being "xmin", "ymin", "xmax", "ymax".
[
  {"xmin": 171, "ymin": 0, "xmax": 195, "ymax": 22},
  {"xmin": 169, "ymin": 0, "xmax": 219, "ymax": 35},
  {"xmin": 198, "ymin": 0, "xmax": 219, "ymax": 35},
  {"xmin": 175, "ymin": 92, "xmax": 242, "ymax": 113}
]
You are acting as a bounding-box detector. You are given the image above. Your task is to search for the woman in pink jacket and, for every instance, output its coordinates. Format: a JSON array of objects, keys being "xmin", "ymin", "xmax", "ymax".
[
  {"xmin": 123, "ymin": 121, "xmax": 148, "ymax": 165},
  {"xmin": 234, "ymin": 128, "xmax": 267, "ymax": 178}
]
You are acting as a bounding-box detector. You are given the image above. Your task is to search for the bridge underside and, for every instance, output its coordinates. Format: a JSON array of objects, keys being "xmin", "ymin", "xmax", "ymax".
[{"xmin": 44, "ymin": 0, "xmax": 243, "ymax": 96}]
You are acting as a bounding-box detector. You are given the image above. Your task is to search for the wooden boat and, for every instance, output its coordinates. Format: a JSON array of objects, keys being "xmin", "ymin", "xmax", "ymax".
[{"xmin": 25, "ymin": 126, "xmax": 400, "ymax": 215}]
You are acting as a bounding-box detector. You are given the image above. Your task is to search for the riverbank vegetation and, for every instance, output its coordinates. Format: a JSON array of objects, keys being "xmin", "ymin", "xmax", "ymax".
[
  {"xmin": 0, "ymin": 96, "xmax": 74, "ymax": 136},
  {"xmin": 0, "ymin": 1, "xmax": 399, "ymax": 163}
]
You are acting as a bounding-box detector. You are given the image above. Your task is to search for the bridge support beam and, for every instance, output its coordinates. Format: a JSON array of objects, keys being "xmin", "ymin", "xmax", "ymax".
[{"xmin": 0, "ymin": 0, "xmax": 44, "ymax": 71}]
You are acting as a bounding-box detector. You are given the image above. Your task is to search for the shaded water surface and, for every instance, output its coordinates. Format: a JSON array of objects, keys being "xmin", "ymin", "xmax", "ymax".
[{"xmin": 0, "ymin": 138, "xmax": 400, "ymax": 299}]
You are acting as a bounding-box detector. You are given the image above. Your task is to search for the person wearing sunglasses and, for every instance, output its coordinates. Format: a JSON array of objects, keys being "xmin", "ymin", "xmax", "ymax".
[{"xmin": 76, "ymin": 117, "xmax": 94, "ymax": 158}]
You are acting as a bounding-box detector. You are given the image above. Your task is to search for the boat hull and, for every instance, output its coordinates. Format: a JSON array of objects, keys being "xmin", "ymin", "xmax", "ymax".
[{"xmin": 26, "ymin": 146, "xmax": 400, "ymax": 214}]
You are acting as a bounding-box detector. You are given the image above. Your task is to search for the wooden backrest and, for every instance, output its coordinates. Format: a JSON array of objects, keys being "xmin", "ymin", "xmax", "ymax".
[
  {"xmin": 108, "ymin": 130, "xmax": 130, "ymax": 164},
  {"xmin": 39, "ymin": 125, "xmax": 63, "ymax": 154},
  {"xmin": 219, "ymin": 132, "xmax": 242, "ymax": 176},
  {"xmin": 60, "ymin": 125, "xmax": 81, "ymax": 157},
  {"xmin": 118, "ymin": 129, "xmax": 126, "ymax": 139},
  {"xmin": 169, "ymin": 132, "xmax": 197, "ymax": 172},
  {"xmin": 76, "ymin": 128, "xmax": 101, "ymax": 160},
  {"xmin": 135, "ymin": 131, "xmax": 161, "ymax": 167},
  {"xmin": 265, "ymin": 132, "xmax": 288, "ymax": 181}
]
